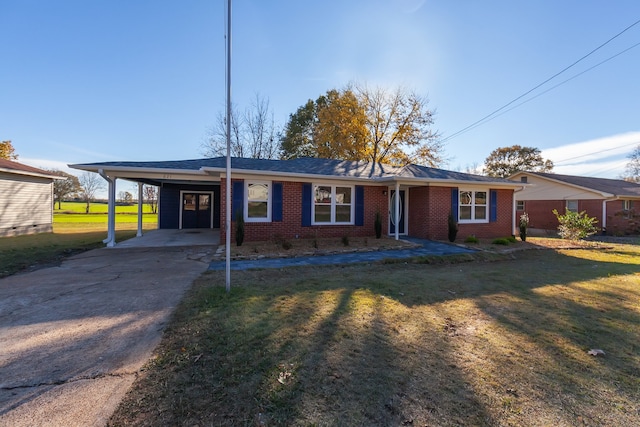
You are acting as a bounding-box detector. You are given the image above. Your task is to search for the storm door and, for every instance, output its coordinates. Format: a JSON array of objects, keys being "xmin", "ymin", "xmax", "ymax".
[{"xmin": 389, "ymin": 190, "xmax": 406, "ymax": 235}]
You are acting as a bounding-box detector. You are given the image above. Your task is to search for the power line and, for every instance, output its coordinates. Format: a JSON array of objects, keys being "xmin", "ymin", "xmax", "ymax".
[
  {"xmin": 442, "ymin": 18, "xmax": 640, "ymax": 143},
  {"xmin": 553, "ymin": 140, "xmax": 639, "ymax": 165},
  {"xmin": 451, "ymin": 41, "xmax": 640, "ymax": 137}
]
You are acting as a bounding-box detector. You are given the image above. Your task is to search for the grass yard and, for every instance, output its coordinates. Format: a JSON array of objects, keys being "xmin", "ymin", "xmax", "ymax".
[
  {"xmin": 109, "ymin": 243, "xmax": 640, "ymax": 426},
  {"xmin": 0, "ymin": 202, "xmax": 157, "ymax": 277}
]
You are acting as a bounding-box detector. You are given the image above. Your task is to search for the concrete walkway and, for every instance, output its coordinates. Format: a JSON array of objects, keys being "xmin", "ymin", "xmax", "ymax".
[
  {"xmin": 0, "ymin": 244, "xmax": 215, "ymax": 427},
  {"xmin": 209, "ymin": 238, "xmax": 474, "ymax": 271}
]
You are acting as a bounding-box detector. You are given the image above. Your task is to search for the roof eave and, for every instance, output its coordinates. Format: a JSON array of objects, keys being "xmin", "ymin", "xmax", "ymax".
[{"xmin": 0, "ymin": 167, "xmax": 59, "ymax": 180}]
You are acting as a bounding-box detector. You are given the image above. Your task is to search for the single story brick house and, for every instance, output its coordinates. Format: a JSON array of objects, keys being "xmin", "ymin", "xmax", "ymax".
[
  {"xmin": 0, "ymin": 159, "xmax": 59, "ymax": 237},
  {"xmin": 510, "ymin": 171, "xmax": 640, "ymax": 235},
  {"xmin": 70, "ymin": 157, "xmax": 524, "ymax": 246}
]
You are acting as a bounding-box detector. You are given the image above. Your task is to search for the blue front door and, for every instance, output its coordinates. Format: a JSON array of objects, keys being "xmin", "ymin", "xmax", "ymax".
[{"xmin": 389, "ymin": 190, "xmax": 405, "ymax": 235}]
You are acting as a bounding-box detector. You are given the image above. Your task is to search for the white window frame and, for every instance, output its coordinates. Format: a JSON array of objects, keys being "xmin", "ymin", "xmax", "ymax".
[
  {"xmin": 312, "ymin": 183, "xmax": 355, "ymax": 225},
  {"xmin": 566, "ymin": 200, "xmax": 578, "ymax": 213},
  {"xmin": 622, "ymin": 200, "xmax": 631, "ymax": 211},
  {"xmin": 244, "ymin": 181, "xmax": 271, "ymax": 223},
  {"xmin": 516, "ymin": 200, "xmax": 525, "ymax": 211},
  {"xmin": 458, "ymin": 189, "xmax": 489, "ymax": 224}
]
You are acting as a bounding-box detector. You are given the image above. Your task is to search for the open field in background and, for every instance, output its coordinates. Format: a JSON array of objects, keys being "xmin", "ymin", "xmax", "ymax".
[
  {"xmin": 0, "ymin": 202, "xmax": 157, "ymax": 277},
  {"xmin": 54, "ymin": 201, "xmax": 157, "ymax": 215},
  {"xmin": 110, "ymin": 243, "xmax": 640, "ymax": 427}
]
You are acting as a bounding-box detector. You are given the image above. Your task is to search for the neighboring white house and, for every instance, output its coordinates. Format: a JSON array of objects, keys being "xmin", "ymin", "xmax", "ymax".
[{"xmin": 0, "ymin": 159, "xmax": 60, "ymax": 237}]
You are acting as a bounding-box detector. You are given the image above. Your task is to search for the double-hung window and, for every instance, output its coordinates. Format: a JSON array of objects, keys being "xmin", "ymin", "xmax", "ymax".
[
  {"xmin": 459, "ymin": 190, "xmax": 488, "ymax": 223},
  {"xmin": 245, "ymin": 181, "xmax": 271, "ymax": 222},
  {"xmin": 313, "ymin": 184, "xmax": 353, "ymax": 224}
]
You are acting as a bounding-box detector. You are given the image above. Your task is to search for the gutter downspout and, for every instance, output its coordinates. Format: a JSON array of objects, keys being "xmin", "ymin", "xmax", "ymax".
[
  {"xmin": 395, "ymin": 181, "xmax": 400, "ymax": 241},
  {"xmin": 98, "ymin": 169, "xmax": 116, "ymax": 247},
  {"xmin": 513, "ymin": 186, "xmax": 525, "ymax": 236},
  {"xmin": 137, "ymin": 182, "xmax": 144, "ymax": 237}
]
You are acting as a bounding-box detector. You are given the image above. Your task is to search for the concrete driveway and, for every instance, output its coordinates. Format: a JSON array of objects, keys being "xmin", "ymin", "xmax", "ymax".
[{"xmin": 0, "ymin": 243, "xmax": 215, "ymax": 426}]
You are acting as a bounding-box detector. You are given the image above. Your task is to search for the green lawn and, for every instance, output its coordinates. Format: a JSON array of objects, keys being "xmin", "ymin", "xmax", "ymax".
[
  {"xmin": 0, "ymin": 202, "xmax": 157, "ymax": 277},
  {"xmin": 55, "ymin": 201, "xmax": 157, "ymax": 214},
  {"xmin": 109, "ymin": 242, "xmax": 640, "ymax": 427}
]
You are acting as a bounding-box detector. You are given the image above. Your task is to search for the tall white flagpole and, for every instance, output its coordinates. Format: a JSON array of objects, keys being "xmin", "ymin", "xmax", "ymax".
[{"xmin": 225, "ymin": 0, "xmax": 232, "ymax": 292}]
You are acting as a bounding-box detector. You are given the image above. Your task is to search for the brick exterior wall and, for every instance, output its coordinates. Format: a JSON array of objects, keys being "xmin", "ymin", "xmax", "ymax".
[
  {"xmin": 220, "ymin": 178, "xmax": 389, "ymax": 243},
  {"xmin": 517, "ymin": 199, "xmax": 611, "ymax": 233},
  {"xmin": 408, "ymin": 187, "xmax": 514, "ymax": 240},
  {"xmin": 605, "ymin": 200, "xmax": 639, "ymax": 235}
]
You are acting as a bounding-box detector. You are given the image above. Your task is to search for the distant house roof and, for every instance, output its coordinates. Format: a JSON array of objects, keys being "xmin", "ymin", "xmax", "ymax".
[
  {"xmin": 513, "ymin": 171, "xmax": 640, "ymax": 198},
  {"xmin": 70, "ymin": 156, "xmax": 523, "ymax": 187},
  {"xmin": 0, "ymin": 159, "xmax": 59, "ymax": 179}
]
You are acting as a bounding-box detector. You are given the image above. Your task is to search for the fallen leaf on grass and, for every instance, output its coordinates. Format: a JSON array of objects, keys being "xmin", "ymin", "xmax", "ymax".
[{"xmin": 587, "ymin": 349, "xmax": 605, "ymax": 356}]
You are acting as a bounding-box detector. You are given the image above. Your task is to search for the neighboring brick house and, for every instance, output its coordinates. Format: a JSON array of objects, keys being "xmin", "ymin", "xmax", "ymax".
[
  {"xmin": 70, "ymin": 157, "xmax": 523, "ymax": 245},
  {"xmin": 0, "ymin": 159, "xmax": 59, "ymax": 237},
  {"xmin": 510, "ymin": 171, "xmax": 640, "ymax": 235}
]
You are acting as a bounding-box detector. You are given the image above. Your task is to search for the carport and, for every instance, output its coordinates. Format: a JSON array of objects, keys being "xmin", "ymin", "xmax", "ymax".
[{"xmin": 70, "ymin": 160, "xmax": 224, "ymax": 247}]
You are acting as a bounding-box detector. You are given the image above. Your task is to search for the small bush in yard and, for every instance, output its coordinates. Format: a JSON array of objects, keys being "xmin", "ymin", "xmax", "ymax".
[
  {"xmin": 507, "ymin": 235, "xmax": 517, "ymax": 243},
  {"xmin": 552, "ymin": 208, "xmax": 598, "ymax": 240},
  {"xmin": 519, "ymin": 212, "xmax": 529, "ymax": 241},
  {"xmin": 235, "ymin": 212, "xmax": 244, "ymax": 247},
  {"xmin": 341, "ymin": 235, "xmax": 349, "ymax": 246},
  {"xmin": 465, "ymin": 235, "xmax": 479, "ymax": 244},
  {"xmin": 448, "ymin": 212, "xmax": 458, "ymax": 242},
  {"xmin": 492, "ymin": 238, "xmax": 510, "ymax": 245}
]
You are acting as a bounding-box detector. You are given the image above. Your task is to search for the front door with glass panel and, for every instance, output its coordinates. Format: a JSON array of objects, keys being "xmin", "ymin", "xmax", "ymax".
[
  {"xmin": 182, "ymin": 193, "xmax": 212, "ymax": 229},
  {"xmin": 389, "ymin": 190, "xmax": 406, "ymax": 235}
]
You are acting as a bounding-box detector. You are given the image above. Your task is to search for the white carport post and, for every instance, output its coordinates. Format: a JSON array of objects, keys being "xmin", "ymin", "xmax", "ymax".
[
  {"xmin": 98, "ymin": 169, "xmax": 116, "ymax": 247},
  {"xmin": 137, "ymin": 182, "xmax": 144, "ymax": 237},
  {"xmin": 394, "ymin": 180, "xmax": 400, "ymax": 241}
]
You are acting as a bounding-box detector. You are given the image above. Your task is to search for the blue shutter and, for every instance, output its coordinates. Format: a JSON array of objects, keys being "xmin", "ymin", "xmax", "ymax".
[
  {"xmin": 490, "ymin": 190, "xmax": 497, "ymax": 222},
  {"xmin": 355, "ymin": 185, "xmax": 364, "ymax": 226},
  {"xmin": 232, "ymin": 180, "xmax": 244, "ymax": 219},
  {"xmin": 451, "ymin": 188, "xmax": 458, "ymax": 219},
  {"xmin": 272, "ymin": 182, "xmax": 283, "ymax": 222},
  {"xmin": 302, "ymin": 183, "xmax": 312, "ymax": 227}
]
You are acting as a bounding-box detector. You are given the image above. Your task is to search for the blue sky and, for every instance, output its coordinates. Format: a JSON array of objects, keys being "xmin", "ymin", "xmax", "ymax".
[{"xmin": 2, "ymin": 0, "xmax": 640, "ymax": 188}]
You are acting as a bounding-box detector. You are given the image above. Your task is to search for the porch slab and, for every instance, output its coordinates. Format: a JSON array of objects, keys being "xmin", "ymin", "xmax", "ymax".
[{"xmin": 115, "ymin": 229, "xmax": 220, "ymax": 248}]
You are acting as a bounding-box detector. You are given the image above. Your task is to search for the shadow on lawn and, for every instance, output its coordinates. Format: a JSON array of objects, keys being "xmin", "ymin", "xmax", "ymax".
[{"xmin": 109, "ymin": 248, "xmax": 640, "ymax": 426}]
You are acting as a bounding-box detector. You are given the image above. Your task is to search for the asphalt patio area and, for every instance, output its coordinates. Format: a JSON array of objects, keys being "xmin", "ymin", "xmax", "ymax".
[{"xmin": 0, "ymin": 242, "xmax": 215, "ymax": 427}]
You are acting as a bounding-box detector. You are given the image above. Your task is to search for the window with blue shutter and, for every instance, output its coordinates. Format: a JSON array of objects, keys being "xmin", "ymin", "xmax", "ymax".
[
  {"xmin": 232, "ymin": 180, "xmax": 244, "ymax": 219},
  {"xmin": 272, "ymin": 182, "xmax": 283, "ymax": 222},
  {"xmin": 451, "ymin": 188, "xmax": 458, "ymax": 219},
  {"xmin": 490, "ymin": 190, "xmax": 497, "ymax": 222},
  {"xmin": 302, "ymin": 183, "xmax": 312, "ymax": 227},
  {"xmin": 355, "ymin": 185, "xmax": 364, "ymax": 226}
]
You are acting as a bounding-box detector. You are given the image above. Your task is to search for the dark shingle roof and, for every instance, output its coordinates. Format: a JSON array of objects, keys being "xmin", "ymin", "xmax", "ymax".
[
  {"xmin": 398, "ymin": 164, "xmax": 517, "ymax": 183},
  {"xmin": 530, "ymin": 172, "xmax": 640, "ymax": 197},
  {"xmin": 71, "ymin": 156, "xmax": 522, "ymax": 185}
]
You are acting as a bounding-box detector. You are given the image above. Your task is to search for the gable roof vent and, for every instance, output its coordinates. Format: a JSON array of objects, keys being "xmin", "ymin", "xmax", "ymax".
[{"xmin": 520, "ymin": 176, "xmax": 528, "ymax": 183}]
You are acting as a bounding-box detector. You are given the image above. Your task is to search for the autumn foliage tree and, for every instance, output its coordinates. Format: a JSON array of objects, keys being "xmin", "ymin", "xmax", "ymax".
[
  {"xmin": 483, "ymin": 145, "xmax": 553, "ymax": 178},
  {"xmin": 280, "ymin": 84, "xmax": 442, "ymax": 166},
  {"xmin": 0, "ymin": 140, "xmax": 18, "ymax": 160}
]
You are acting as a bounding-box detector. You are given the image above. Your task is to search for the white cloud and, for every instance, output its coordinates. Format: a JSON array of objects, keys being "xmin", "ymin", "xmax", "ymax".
[
  {"xmin": 553, "ymin": 158, "xmax": 628, "ymax": 179},
  {"xmin": 542, "ymin": 132, "xmax": 640, "ymax": 165},
  {"xmin": 20, "ymin": 158, "xmax": 79, "ymax": 175}
]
